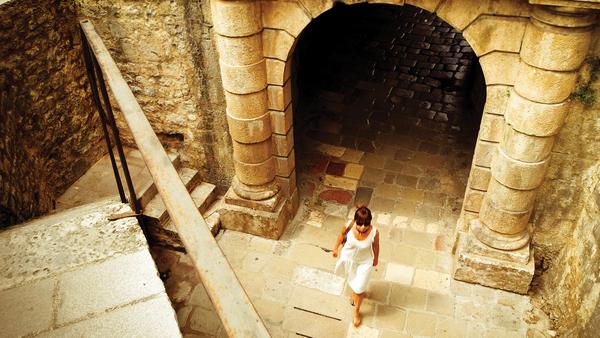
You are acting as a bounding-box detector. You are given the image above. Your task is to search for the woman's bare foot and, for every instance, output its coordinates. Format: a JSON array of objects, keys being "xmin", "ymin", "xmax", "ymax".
[{"xmin": 353, "ymin": 312, "xmax": 361, "ymax": 327}]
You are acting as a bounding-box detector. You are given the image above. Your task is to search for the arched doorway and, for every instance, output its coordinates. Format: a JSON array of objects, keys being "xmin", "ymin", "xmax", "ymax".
[
  {"xmin": 291, "ymin": 3, "xmax": 485, "ymax": 241},
  {"xmin": 213, "ymin": 0, "xmax": 594, "ymax": 294}
]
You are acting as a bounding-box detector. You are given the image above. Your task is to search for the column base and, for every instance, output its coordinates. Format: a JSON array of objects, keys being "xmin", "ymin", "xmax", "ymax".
[
  {"xmin": 453, "ymin": 229, "xmax": 534, "ymax": 294},
  {"xmin": 220, "ymin": 187, "xmax": 291, "ymax": 239}
]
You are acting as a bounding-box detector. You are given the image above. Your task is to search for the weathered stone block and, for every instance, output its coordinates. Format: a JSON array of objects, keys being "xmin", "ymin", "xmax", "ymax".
[
  {"xmin": 219, "ymin": 59, "xmax": 267, "ymax": 95},
  {"xmin": 233, "ymin": 157, "xmax": 276, "ymax": 186},
  {"xmin": 215, "ymin": 34, "xmax": 263, "ymax": 65},
  {"xmin": 298, "ymin": 0, "xmax": 334, "ymax": 18},
  {"xmin": 463, "ymin": 16, "xmax": 527, "ymax": 56},
  {"xmin": 267, "ymin": 81, "xmax": 292, "ymax": 111},
  {"xmin": 225, "ymin": 90, "xmax": 268, "ymax": 119},
  {"xmin": 501, "ymin": 127, "xmax": 555, "ymax": 163},
  {"xmin": 232, "ymin": 139, "xmax": 272, "ymax": 163},
  {"xmin": 266, "ymin": 58, "xmax": 291, "ymax": 85},
  {"xmin": 270, "ymin": 105, "xmax": 293, "ymax": 135},
  {"xmin": 468, "ymin": 165, "xmax": 491, "ymax": 191},
  {"xmin": 506, "ymin": 90, "xmax": 568, "ymax": 137},
  {"xmin": 463, "ymin": 188, "xmax": 484, "ymax": 213},
  {"xmin": 262, "ymin": 29, "xmax": 295, "ymax": 61},
  {"xmin": 211, "ymin": 0, "xmax": 261, "ymax": 37},
  {"xmin": 521, "ymin": 19, "xmax": 592, "ymax": 72},
  {"xmin": 453, "ymin": 232, "xmax": 534, "ymax": 294},
  {"xmin": 272, "ymin": 127, "xmax": 294, "ymax": 156},
  {"xmin": 261, "ymin": 1, "xmax": 311, "ymax": 37},
  {"xmin": 479, "ymin": 52, "xmax": 520, "ymax": 86},
  {"xmin": 479, "ymin": 113, "xmax": 504, "ymax": 142},
  {"xmin": 472, "ymin": 140, "xmax": 498, "ymax": 168},
  {"xmin": 226, "ymin": 110, "xmax": 272, "ymax": 143},
  {"xmin": 479, "ymin": 198, "xmax": 531, "ymax": 235},
  {"xmin": 276, "ymin": 169, "xmax": 297, "ymax": 197},
  {"xmin": 275, "ymin": 149, "xmax": 296, "ymax": 177},
  {"xmin": 486, "ymin": 178, "xmax": 536, "ymax": 212},
  {"xmin": 220, "ymin": 188, "xmax": 290, "ymax": 239},
  {"xmin": 491, "ymin": 147, "xmax": 549, "ymax": 190},
  {"xmin": 515, "ymin": 62, "xmax": 577, "ymax": 104},
  {"xmin": 484, "ymin": 85, "xmax": 511, "ymax": 116}
]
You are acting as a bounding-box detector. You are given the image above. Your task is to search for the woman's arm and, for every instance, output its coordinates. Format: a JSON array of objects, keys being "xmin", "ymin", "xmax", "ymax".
[
  {"xmin": 333, "ymin": 222, "xmax": 354, "ymax": 257},
  {"xmin": 372, "ymin": 229, "xmax": 380, "ymax": 266},
  {"xmin": 332, "ymin": 224, "xmax": 347, "ymax": 257}
]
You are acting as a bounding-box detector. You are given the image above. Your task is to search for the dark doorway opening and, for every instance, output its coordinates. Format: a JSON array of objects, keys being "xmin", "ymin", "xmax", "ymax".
[{"xmin": 291, "ymin": 3, "xmax": 485, "ymax": 236}]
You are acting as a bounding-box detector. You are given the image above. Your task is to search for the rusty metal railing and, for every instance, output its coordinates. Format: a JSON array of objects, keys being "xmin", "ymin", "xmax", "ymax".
[{"xmin": 79, "ymin": 19, "xmax": 270, "ymax": 338}]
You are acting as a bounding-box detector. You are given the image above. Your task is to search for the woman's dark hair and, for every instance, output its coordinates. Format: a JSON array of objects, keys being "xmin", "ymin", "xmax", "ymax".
[{"xmin": 354, "ymin": 206, "xmax": 372, "ymax": 226}]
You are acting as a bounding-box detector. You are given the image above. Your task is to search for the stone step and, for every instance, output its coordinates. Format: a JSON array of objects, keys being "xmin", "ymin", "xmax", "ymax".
[
  {"xmin": 145, "ymin": 187, "xmax": 221, "ymax": 252},
  {"xmin": 143, "ymin": 167, "xmax": 201, "ymax": 226},
  {"xmin": 136, "ymin": 152, "xmax": 181, "ymax": 209}
]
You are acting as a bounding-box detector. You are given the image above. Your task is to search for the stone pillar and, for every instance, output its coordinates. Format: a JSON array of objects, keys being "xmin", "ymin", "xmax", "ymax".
[
  {"xmin": 454, "ymin": 5, "xmax": 596, "ymax": 293},
  {"xmin": 212, "ymin": 0, "xmax": 290, "ymax": 239}
]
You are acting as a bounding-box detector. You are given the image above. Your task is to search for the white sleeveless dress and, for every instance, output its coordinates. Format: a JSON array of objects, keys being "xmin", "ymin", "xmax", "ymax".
[{"xmin": 334, "ymin": 221, "xmax": 376, "ymax": 294}]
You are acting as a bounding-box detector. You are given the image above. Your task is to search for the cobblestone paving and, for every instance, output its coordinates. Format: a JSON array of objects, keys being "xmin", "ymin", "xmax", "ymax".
[{"xmin": 152, "ymin": 5, "xmax": 551, "ymax": 338}]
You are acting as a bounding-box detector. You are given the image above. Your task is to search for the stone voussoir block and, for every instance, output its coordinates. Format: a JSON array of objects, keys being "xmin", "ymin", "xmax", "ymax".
[
  {"xmin": 505, "ymin": 89, "xmax": 568, "ymax": 137},
  {"xmin": 272, "ymin": 127, "xmax": 294, "ymax": 156},
  {"xmin": 479, "ymin": 52, "xmax": 520, "ymax": 86},
  {"xmin": 262, "ymin": 28, "xmax": 295, "ymax": 61},
  {"xmin": 479, "ymin": 113, "xmax": 504, "ymax": 142},
  {"xmin": 266, "ymin": 58, "xmax": 291, "ymax": 85},
  {"xmin": 220, "ymin": 58, "xmax": 267, "ymax": 95},
  {"xmin": 270, "ymin": 104, "xmax": 293, "ymax": 135},
  {"xmin": 463, "ymin": 188, "xmax": 485, "ymax": 213},
  {"xmin": 491, "ymin": 147, "xmax": 549, "ymax": 190},
  {"xmin": 514, "ymin": 62, "xmax": 577, "ymax": 104},
  {"xmin": 463, "ymin": 15, "xmax": 527, "ymax": 56},
  {"xmin": 468, "ymin": 165, "xmax": 492, "ymax": 191},
  {"xmin": 275, "ymin": 149, "xmax": 296, "ymax": 177},
  {"xmin": 268, "ymin": 81, "xmax": 292, "ymax": 111},
  {"xmin": 473, "ymin": 140, "xmax": 498, "ymax": 168},
  {"xmin": 261, "ymin": 0, "xmax": 311, "ymax": 37},
  {"xmin": 276, "ymin": 169, "xmax": 297, "ymax": 197},
  {"xmin": 484, "ymin": 85, "xmax": 512, "ymax": 116},
  {"xmin": 227, "ymin": 110, "xmax": 272, "ymax": 143},
  {"xmin": 211, "ymin": 0, "xmax": 262, "ymax": 37}
]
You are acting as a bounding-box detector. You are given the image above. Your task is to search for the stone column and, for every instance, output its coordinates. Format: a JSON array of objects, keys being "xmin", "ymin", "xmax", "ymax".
[
  {"xmin": 454, "ymin": 5, "xmax": 596, "ymax": 293},
  {"xmin": 212, "ymin": 0, "xmax": 290, "ymax": 239}
]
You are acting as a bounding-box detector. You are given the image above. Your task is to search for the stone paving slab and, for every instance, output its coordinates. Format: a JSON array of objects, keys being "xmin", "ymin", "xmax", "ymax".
[
  {"xmin": 57, "ymin": 250, "xmax": 165, "ymax": 324},
  {"xmin": 35, "ymin": 294, "xmax": 180, "ymax": 338},
  {"xmin": 0, "ymin": 198, "xmax": 144, "ymax": 291}
]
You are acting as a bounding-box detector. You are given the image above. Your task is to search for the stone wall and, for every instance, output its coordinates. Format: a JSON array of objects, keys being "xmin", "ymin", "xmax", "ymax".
[
  {"xmin": 533, "ymin": 31, "xmax": 600, "ymax": 335},
  {"xmin": 75, "ymin": 0, "xmax": 235, "ymax": 190},
  {"xmin": 0, "ymin": 0, "xmax": 104, "ymax": 227}
]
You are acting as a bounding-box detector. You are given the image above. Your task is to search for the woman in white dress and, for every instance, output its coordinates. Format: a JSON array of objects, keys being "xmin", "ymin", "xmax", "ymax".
[{"xmin": 332, "ymin": 206, "xmax": 380, "ymax": 327}]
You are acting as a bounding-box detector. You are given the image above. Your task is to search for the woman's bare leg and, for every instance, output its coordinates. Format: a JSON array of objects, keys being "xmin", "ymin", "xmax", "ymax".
[{"xmin": 352, "ymin": 292, "xmax": 365, "ymax": 327}]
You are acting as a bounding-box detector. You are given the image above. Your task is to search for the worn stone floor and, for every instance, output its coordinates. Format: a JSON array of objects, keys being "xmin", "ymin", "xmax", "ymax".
[{"xmin": 155, "ymin": 126, "xmax": 551, "ymax": 337}]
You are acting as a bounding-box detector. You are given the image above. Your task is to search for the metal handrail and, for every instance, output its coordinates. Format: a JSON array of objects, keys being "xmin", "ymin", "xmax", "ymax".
[{"xmin": 79, "ymin": 19, "xmax": 270, "ymax": 338}]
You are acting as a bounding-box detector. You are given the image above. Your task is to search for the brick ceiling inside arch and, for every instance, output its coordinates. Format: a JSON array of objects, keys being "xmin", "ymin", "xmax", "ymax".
[{"xmin": 292, "ymin": 3, "xmax": 486, "ymax": 148}]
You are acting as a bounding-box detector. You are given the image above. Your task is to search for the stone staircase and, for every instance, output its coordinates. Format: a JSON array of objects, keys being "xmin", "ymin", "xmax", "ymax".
[{"xmin": 137, "ymin": 152, "xmax": 222, "ymax": 252}]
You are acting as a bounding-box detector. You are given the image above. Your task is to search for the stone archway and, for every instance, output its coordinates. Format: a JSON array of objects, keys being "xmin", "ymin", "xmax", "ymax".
[{"xmin": 211, "ymin": 0, "xmax": 596, "ymax": 293}]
